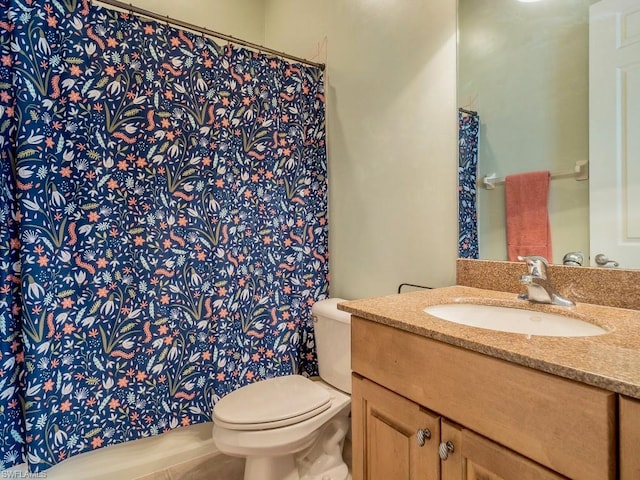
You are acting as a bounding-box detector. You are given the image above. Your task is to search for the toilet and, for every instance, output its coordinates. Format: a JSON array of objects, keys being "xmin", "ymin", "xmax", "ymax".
[{"xmin": 212, "ymin": 298, "xmax": 352, "ymax": 480}]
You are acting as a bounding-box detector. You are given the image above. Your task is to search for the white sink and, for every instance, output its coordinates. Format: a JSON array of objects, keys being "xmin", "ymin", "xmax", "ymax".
[{"xmin": 424, "ymin": 303, "xmax": 607, "ymax": 337}]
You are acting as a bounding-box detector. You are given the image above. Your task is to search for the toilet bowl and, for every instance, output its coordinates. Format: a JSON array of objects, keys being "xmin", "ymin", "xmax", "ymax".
[{"xmin": 212, "ymin": 298, "xmax": 351, "ymax": 480}]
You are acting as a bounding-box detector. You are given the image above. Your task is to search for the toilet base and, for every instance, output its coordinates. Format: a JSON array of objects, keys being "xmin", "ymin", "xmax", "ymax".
[
  {"xmin": 297, "ymin": 414, "xmax": 350, "ymax": 480},
  {"xmin": 244, "ymin": 455, "xmax": 299, "ymax": 480},
  {"xmin": 243, "ymin": 455, "xmax": 351, "ymax": 480},
  {"xmin": 241, "ymin": 412, "xmax": 350, "ymax": 480}
]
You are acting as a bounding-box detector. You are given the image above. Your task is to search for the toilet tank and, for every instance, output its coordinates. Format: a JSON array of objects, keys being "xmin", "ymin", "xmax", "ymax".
[{"xmin": 312, "ymin": 298, "xmax": 351, "ymax": 394}]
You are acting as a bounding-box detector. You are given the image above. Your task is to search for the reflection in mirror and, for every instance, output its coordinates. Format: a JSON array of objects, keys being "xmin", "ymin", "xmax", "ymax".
[{"xmin": 457, "ymin": 0, "xmax": 595, "ymax": 264}]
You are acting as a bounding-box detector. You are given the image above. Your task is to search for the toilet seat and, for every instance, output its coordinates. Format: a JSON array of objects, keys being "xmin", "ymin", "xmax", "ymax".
[{"xmin": 213, "ymin": 375, "xmax": 332, "ymax": 431}]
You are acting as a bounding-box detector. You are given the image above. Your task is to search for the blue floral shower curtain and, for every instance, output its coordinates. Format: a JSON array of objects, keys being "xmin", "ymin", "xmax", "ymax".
[
  {"xmin": 0, "ymin": 0, "xmax": 328, "ymax": 472},
  {"xmin": 458, "ymin": 109, "xmax": 479, "ymax": 258}
]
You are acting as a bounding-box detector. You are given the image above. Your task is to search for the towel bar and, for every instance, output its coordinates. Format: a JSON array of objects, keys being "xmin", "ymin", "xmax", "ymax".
[{"xmin": 479, "ymin": 160, "xmax": 589, "ymax": 190}]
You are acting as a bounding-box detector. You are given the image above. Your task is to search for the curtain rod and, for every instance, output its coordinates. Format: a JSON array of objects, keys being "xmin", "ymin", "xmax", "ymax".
[
  {"xmin": 459, "ymin": 108, "xmax": 478, "ymax": 117},
  {"xmin": 92, "ymin": 0, "xmax": 325, "ymax": 71}
]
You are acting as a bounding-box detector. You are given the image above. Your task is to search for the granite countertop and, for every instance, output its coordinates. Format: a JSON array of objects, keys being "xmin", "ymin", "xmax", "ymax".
[{"xmin": 339, "ymin": 285, "xmax": 640, "ymax": 399}]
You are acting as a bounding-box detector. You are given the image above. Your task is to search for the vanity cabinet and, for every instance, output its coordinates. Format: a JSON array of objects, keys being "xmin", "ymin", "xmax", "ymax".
[{"xmin": 351, "ymin": 316, "xmax": 617, "ymax": 480}]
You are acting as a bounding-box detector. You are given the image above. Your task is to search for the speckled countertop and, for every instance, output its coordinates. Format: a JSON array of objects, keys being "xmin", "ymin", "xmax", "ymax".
[{"xmin": 339, "ymin": 286, "xmax": 640, "ymax": 399}]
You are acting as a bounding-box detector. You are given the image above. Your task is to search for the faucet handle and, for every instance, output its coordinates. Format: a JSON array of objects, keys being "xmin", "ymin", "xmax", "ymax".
[
  {"xmin": 562, "ymin": 251, "xmax": 584, "ymax": 266},
  {"xmin": 517, "ymin": 255, "xmax": 549, "ymax": 278}
]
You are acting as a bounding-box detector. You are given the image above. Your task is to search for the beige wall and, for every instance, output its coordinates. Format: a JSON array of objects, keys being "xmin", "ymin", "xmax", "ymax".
[
  {"xmin": 264, "ymin": 0, "xmax": 459, "ymax": 300},
  {"xmin": 110, "ymin": 0, "xmax": 266, "ymax": 44},
  {"xmin": 459, "ymin": 0, "xmax": 593, "ymax": 264}
]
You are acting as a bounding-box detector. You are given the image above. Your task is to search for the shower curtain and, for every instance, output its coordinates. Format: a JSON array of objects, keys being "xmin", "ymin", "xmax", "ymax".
[
  {"xmin": 458, "ymin": 109, "xmax": 479, "ymax": 258},
  {"xmin": 0, "ymin": 0, "xmax": 328, "ymax": 472}
]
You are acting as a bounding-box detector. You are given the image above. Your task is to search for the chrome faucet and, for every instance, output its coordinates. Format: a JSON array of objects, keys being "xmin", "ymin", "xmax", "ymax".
[{"xmin": 518, "ymin": 255, "xmax": 575, "ymax": 307}]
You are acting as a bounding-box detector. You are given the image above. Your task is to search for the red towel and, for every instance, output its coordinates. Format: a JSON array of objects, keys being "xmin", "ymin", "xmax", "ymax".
[{"xmin": 505, "ymin": 171, "xmax": 552, "ymax": 261}]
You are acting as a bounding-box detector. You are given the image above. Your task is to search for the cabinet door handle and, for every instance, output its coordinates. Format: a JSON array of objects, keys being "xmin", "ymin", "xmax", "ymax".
[
  {"xmin": 438, "ymin": 441, "xmax": 455, "ymax": 460},
  {"xmin": 416, "ymin": 428, "xmax": 431, "ymax": 446}
]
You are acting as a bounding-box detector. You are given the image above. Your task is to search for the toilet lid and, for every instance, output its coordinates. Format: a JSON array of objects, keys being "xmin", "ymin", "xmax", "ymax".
[{"xmin": 213, "ymin": 375, "xmax": 332, "ymax": 431}]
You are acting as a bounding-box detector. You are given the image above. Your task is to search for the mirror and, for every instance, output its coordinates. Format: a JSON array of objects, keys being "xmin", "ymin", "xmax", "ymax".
[{"xmin": 457, "ymin": 0, "xmax": 597, "ymax": 265}]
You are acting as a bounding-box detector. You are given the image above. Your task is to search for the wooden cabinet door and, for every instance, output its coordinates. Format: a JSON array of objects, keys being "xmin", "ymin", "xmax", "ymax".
[
  {"xmin": 456, "ymin": 428, "xmax": 566, "ymax": 480},
  {"xmin": 352, "ymin": 374, "xmax": 440, "ymax": 480},
  {"xmin": 620, "ymin": 395, "xmax": 640, "ymax": 479}
]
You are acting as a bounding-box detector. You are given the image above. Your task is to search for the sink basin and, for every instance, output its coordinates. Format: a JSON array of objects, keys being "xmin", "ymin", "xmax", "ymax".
[{"xmin": 424, "ymin": 303, "xmax": 607, "ymax": 337}]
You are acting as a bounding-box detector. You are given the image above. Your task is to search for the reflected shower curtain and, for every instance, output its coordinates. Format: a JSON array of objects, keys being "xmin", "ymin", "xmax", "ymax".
[
  {"xmin": 0, "ymin": 0, "xmax": 25, "ymax": 469},
  {"xmin": 0, "ymin": 0, "xmax": 328, "ymax": 471},
  {"xmin": 458, "ymin": 109, "xmax": 479, "ymax": 258}
]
